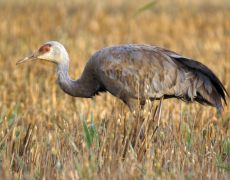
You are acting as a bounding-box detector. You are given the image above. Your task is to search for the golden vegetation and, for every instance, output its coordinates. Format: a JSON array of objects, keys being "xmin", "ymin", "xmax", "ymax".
[{"xmin": 0, "ymin": 0, "xmax": 229, "ymax": 179}]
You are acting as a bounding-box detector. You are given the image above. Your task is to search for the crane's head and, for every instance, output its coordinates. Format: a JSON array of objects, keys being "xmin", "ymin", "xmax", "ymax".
[{"xmin": 17, "ymin": 41, "xmax": 69, "ymax": 65}]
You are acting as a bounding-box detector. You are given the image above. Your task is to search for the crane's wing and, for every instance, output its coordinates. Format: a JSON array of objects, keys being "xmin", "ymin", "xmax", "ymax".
[{"xmin": 94, "ymin": 44, "xmax": 228, "ymax": 112}]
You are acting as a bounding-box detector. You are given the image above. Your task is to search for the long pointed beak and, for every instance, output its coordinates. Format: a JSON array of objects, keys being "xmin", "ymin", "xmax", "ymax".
[{"xmin": 16, "ymin": 51, "xmax": 39, "ymax": 65}]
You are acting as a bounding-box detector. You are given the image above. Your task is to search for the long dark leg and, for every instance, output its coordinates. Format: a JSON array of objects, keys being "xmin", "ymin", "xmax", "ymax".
[
  {"xmin": 124, "ymin": 98, "xmax": 145, "ymax": 113},
  {"xmin": 121, "ymin": 98, "xmax": 146, "ymax": 148}
]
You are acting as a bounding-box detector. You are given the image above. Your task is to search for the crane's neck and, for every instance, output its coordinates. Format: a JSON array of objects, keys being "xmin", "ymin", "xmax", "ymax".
[{"xmin": 56, "ymin": 60, "xmax": 95, "ymax": 98}]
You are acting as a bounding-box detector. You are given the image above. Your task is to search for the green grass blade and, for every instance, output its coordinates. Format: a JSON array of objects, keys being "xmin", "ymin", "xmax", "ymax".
[
  {"xmin": 83, "ymin": 120, "xmax": 92, "ymax": 149},
  {"xmin": 135, "ymin": 0, "xmax": 158, "ymax": 16}
]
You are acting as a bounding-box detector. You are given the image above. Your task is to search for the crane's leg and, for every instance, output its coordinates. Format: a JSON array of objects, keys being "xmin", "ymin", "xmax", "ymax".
[
  {"xmin": 125, "ymin": 98, "xmax": 145, "ymax": 113},
  {"xmin": 123, "ymin": 98, "xmax": 146, "ymax": 147},
  {"xmin": 125, "ymin": 98, "xmax": 163, "ymax": 149}
]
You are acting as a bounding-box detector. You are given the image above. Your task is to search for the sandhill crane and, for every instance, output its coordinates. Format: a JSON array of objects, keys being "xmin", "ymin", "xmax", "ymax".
[{"xmin": 17, "ymin": 41, "xmax": 228, "ymax": 114}]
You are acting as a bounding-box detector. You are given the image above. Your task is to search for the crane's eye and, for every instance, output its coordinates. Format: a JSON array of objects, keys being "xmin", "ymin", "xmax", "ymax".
[{"xmin": 38, "ymin": 44, "xmax": 51, "ymax": 53}]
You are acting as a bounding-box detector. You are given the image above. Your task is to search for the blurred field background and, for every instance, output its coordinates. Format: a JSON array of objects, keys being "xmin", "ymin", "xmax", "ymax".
[{"xmin": 0, "ymin": 0, "xmax": 230, "ymax": 179}]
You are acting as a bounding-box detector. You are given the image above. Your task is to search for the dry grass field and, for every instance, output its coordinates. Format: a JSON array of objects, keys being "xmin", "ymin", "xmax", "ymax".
[{"xmin": 0, "ymin": 0, "xmax": 230, "ymax": 179}]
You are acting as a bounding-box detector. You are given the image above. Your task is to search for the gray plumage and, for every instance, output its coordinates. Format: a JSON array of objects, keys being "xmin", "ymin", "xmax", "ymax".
[{"xmin": 17, "ymin": 41, "xmax": 228, "ymax": 113}]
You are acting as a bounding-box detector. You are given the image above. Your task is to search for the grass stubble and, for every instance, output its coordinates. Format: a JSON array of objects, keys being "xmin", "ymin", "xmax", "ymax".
[{"xmin": 0, "ymin": 0, "xmax": 229, "ymax": 179}]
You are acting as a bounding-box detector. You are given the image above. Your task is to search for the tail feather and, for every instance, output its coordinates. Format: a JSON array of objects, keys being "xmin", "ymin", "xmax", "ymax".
[
  {"xmin": 195, "ymin": 79, "xmax": 223, "ymax": 113},
  {"xmin": 171, "ymin": 56, "xmax": 228, "ymax": 113}
]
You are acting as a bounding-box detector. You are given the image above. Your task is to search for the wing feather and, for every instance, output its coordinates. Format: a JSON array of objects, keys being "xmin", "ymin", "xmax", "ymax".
[
  {"xmin": 96, "ymin": 45, "xmax": 188, "ymax": 99},
  {"xmin": 93, "ymin": 44, "xmax": 227, "ymax": 112}
]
